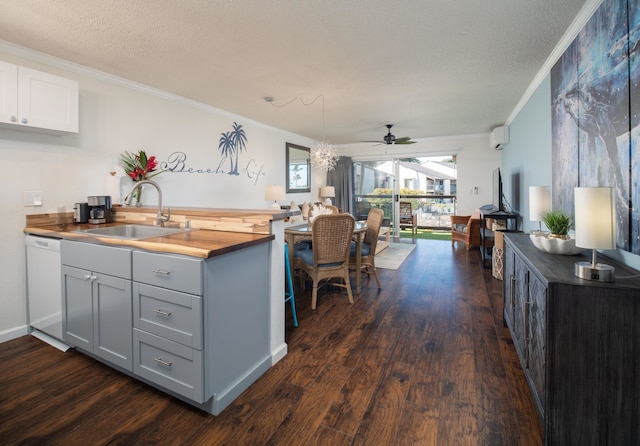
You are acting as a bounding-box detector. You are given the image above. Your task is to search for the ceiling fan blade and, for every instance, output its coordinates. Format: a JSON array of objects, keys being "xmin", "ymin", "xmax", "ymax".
[
  {"xmin": 395, "ymin": 140, "xmax": 416, "ymax": 145},
  {"xmin": 394, "ymin": 136, "xmax": 411, "ymax": 143}
]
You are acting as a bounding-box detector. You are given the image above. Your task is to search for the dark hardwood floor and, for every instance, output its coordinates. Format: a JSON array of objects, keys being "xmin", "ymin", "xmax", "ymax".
[{"xmin": 0, "ymin": 238, "xmax": 542, "ymax": 445}]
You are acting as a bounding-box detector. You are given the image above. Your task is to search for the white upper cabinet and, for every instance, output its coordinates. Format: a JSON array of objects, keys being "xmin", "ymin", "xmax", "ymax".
[
  {"xmin": 0, "ymin": 61, "xmax": 18, "ymax": 125},
  {"xmin": 0, "ymin": 60, "xmax": 79, "ymax": 134}
]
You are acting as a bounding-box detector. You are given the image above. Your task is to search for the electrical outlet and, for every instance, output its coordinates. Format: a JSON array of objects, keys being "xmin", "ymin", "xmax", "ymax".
[{"xmin": 23, "ymin": 191, "xmax": 43, "ymax": 207}]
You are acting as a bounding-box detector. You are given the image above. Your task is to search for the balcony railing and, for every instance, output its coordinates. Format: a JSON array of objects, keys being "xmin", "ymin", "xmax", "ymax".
[{"xmin": 354, "ymin": 194, "xmax": 457, "ymax": 230}]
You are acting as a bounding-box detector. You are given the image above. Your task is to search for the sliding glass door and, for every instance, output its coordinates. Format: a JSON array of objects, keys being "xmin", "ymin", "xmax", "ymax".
[{"xmin": 352, "ymin": 156, "xmax": 457, "ymax": 237}]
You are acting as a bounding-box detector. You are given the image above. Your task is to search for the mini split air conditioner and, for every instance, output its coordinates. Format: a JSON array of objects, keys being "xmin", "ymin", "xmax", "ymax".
[{"xmin": 490, "ymin": 126, "xmax": 509, "ymax": 150}]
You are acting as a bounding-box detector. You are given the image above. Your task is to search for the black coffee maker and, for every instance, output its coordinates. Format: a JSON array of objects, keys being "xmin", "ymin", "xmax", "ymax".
[{"xmin": 87, "ymin": 195, "xmax": 113, "ymax": 224}]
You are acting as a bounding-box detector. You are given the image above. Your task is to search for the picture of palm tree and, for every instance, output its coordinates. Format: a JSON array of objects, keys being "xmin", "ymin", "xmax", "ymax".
[
  {"xmin": 218, "ymin": 121, "xmax": 247, "ymax": 175},
  {"xmin": 290, "ymin": 163, "xmax": 304, "ymax": 187}
]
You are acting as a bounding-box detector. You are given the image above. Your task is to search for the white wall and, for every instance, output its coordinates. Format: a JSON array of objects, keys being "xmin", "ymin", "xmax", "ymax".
[
  {"xmin": 336, "ymin": 133, "xmax": 501, "ymax": 215},
  {"xmin": 0, "ymin": 44, "xmax": 325, "ymax": 339}
]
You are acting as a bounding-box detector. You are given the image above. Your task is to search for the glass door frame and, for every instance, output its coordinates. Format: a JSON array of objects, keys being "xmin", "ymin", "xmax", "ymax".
[{"xmin": 351, "ymin": 155, "xmax": 458, "ymax": 237}]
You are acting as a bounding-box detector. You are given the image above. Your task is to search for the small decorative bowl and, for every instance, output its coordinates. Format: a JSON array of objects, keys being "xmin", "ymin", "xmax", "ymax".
[{"xmin": 530, "ymin": 232, "xmax": 583, "ymax": 255}]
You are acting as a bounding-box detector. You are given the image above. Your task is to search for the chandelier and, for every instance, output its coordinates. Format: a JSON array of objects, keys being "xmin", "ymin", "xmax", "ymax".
[
  {"xmin": 311, "ymin": 94, "xmax": 338, "ymax": 171},
  {"xmin": 310, "ymin": 140, "xmax": 339, "ymax": 171}
]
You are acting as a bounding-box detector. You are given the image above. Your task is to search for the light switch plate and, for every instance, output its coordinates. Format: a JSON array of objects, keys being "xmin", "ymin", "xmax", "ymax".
[{"xmin": 23, "ymin": 190, "xmax": 43, "ymax": 206}]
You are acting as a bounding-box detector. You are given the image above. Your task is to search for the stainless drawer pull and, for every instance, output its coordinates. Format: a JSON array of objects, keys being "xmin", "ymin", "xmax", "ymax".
[
  {"xmin": 152, "ymin": 269, "xmax": 171, "ymax": 275},
  {"xmin": 153, "ymin": 308, "xmax": 172, "ymax": 317},
  {"xmin": 154, "ymin": 357, "xmax": 173, "ymax": 367}
]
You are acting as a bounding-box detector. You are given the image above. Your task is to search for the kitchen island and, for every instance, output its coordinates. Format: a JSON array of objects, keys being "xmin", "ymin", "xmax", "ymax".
[{"xmin": 25, "ymin": 205, "xmax": 291, "ymax": 415}]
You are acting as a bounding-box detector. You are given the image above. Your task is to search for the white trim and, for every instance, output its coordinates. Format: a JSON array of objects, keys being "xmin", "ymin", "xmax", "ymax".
[
  {"xmin": 0, "ymin": 325, "xmax": 28, "ymax": 344},
  {"xmin": 351, "ymin": 149, "xmax": 463, "ymax": 162},
  {"xmin": 506, "ymin": 0, "xmax": 603, "ymax": 125},
  {"xmin": 30, "ymin": 330, "xmax": 71, "ymax": 352},
  {"xmin": 271, "ymin": 343, "xmax": 288, "ymax": 365}
]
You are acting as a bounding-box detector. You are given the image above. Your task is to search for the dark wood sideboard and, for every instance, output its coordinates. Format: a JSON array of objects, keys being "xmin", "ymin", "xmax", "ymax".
[{"xmin": 503, "ymin": 233, "xmax": 640, "ymax": 446}]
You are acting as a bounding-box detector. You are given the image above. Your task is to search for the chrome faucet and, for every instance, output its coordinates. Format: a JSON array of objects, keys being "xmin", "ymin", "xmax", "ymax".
[{"xmin": 125, "ymin": 179, "xmax": 171, "ymax": 227}]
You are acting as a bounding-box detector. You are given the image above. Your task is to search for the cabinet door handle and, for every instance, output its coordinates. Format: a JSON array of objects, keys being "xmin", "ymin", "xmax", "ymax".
[
  {"xmin": 153, "ymin": 308, "xmax": 172, "ymax": 317},
  {"xmin": 510, "ymin": 275, "xmax": 516, "ymax": 310},
  {"xmin": 10, "ymin": 115, "xmax": 17, "ymax": 123},
  {"xmin": 83, "ymin": 274, "xmax": 97, "ymax": 281},
  {"xmin": 20, "ymin": 117, "xmax": 28, "ymax": 124},
  {"xmin": 154, "ymin": 357, "xmax": 173, "ymax": 367},
  {"xmin": 524, "ymin": 299, "xmax": 531, "ymax": 368},
  {"xmin": 152, "ymin": 269, "xmax": 171, "ymax": 275}
]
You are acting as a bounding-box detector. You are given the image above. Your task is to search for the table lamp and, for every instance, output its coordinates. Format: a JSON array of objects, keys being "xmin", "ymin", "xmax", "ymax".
[
  {"xmin": 320, "ymin": 186, "xmax": 335, "ymax": 205},
  {"xmin": 529, "ymin": 186, "xmax": 551, "ymax": 233},
  {"xmin": 265, "ymin": 185, "xmax": 285, "ymax": 210},
  {"xmin": 574, "ymin": 187, "xmax": 616, "ymax": 282}
]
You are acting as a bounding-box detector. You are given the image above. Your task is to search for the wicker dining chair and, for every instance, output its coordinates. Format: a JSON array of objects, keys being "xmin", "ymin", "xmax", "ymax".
[
  {"xmin": 350, "ymin": 207, "xmax": 383, "ymax": 289},
  {"xmin": 295, "ymin": 213, "xmax": 355, "ymax": 310},
  {"xmin": 293, "ymin": 204, "xmax": 340, "ymax": 260},
  {"xmin": 308, "ymin": 204, "xmax": 340, "ymax": 220}
]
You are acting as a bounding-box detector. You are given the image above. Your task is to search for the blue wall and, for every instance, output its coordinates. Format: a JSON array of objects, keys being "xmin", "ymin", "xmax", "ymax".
[{"xmin": 502, "ymin": 76, "xmax": 552, "ymax": 234}]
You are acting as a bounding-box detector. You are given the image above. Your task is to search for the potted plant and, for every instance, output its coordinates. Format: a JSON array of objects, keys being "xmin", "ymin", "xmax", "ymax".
[
  {"xmin": 530, "ymin": 210, "xmax": 581, "ymax": 255},
  {"xmin": 542, "ymin": 210, "xmax": 572, "ymax": 239}
]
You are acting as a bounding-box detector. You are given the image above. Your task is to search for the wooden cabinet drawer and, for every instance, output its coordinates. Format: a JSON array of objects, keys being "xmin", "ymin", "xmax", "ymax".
[
  {"xmin": 61, "ymin": 240, "xmax": 132, "ymax": 279},
  {"xmin": 133, "ymin": 329, "xmax": 204, "ymax": 403},
  {"xmin": 133, "ymin": 283, "xmax": 203, "ymax": 349},
  {"xmin": 133, "ymin": 250, "xmax": 203, "ymax": 295}
]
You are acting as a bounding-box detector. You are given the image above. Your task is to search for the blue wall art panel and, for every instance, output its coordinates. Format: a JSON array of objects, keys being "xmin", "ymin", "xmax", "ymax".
[
  {"xmin": 552, "ymin": 0, "xmax": 634, "ymax": 252},
  {"xmin": 551, "ymin": 37, "xmax": 580, "ymax": 215},
  {"xmin": 630, "ymin": 0, "xmax": 640, "ymax": 252}
]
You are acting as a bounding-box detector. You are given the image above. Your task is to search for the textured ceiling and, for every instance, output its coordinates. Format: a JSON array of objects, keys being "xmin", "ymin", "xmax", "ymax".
[{"xmin": 0, "ymin": 0, "xmax": 588, "ymax": 145}]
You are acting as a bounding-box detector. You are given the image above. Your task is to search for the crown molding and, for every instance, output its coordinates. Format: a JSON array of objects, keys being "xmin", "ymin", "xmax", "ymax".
[{"xmin": 506, "ymin": 0, "xmax": 603, "ymax": 125}]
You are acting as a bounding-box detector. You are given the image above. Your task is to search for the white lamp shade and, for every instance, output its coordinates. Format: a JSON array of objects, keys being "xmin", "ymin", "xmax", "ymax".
[
  {"xmin": 529, "ymin": 186, "xmax": 551, "ymax": 222},
  {"xmin": 320, "ymin": 186, "xmax": 335, "ymax": 198},
  {"xmin": 574, "ymin": 187, "xmax": 616, "ymax": 250},
  {"xmin": 265, "ymin": 185, "xmax": 285, "ymax": 201}
]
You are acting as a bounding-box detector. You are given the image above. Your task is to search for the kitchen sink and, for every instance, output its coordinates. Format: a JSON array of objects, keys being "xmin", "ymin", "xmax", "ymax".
[{"xmin": 74, "ymin": 224, "xmax": 188, "ymax": 240}]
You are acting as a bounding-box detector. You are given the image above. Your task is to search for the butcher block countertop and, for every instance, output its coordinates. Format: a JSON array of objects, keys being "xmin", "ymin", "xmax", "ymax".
[{"xmin": 23, "ymin": 205, "xmax": 290, "ymax": 259}]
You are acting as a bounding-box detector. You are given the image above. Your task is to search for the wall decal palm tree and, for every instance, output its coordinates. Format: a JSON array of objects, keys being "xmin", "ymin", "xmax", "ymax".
[
  {"xmin": 218, "ymin": 131, "xmax": 234, "ymax": 174},
  {"xmin": 230, "ymin": 122, "xmax": 247, "ymax": 175},
  {"xmin": 218, "ymin": 122, "xmax": 247, "ymax": 175}
]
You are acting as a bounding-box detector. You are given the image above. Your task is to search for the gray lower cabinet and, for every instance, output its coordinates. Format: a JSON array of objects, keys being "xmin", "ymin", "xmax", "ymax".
[
  {"xmin": 61, "ymin": 239, "xmax": 271, "ymax": 415},
  {"xmin": 503, "ymin": 233, "xmax": 640, "ymax": 446},
  {"xmin": 61, "ymin": 240, "xmax": 133, "ymax": 371},
  {"xmin": 504, "ymin": 246, "xmax": 546, "ymax": 417},
  {"xmin": 132, "ymin": 250, "xmax": 205, "ymax": 402},
  {"xmin": 132, "ymin": 243, "xmax": 271, "ymax": 415}
]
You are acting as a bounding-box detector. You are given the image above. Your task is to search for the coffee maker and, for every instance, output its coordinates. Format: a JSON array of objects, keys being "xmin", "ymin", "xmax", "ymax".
[
  {"xmin": 73, "ymin": 202, "xmax": 90, "ymax": 224},
  {"xmin": 87, "ymin": 195, "xmax": 113, "ymax": 224}
]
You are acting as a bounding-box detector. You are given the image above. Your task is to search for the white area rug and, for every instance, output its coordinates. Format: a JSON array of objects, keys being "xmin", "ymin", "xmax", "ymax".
[{"xmin": 375, "ymin": 242, "xmax": 416, "ymax": 270}]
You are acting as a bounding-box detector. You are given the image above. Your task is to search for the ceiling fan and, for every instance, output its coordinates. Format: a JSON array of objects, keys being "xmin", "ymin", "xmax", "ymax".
[{"xmin": 364, "ymin": 124, "xmax": 416, "ymax": 145}]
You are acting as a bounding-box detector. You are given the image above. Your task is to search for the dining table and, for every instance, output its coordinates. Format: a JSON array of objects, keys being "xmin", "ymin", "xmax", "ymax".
[{"xmin": 285, "ymin": 220, "xmax": 368, "ymax": 294}]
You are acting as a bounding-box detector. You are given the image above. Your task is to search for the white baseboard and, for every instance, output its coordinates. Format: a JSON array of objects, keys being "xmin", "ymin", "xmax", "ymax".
[
  {"xmin": 271, "ymin": 342, "xmax": 288, "ymax": 365},
  {"xmin": 0, "ymin": 325, "xmax": 28, "ymax": 344}
]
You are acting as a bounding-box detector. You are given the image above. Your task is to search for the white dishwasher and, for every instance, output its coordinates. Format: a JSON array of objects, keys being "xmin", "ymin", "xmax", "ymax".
[{"xmin": 25, "ymin": 235, "xmax": 69, "ymax": 351}]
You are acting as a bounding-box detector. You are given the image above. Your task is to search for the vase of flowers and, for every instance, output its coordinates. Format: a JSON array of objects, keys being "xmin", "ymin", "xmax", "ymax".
[{"xmin": 119, "ymin": 150, "xmax": 162, "ymax": 206}]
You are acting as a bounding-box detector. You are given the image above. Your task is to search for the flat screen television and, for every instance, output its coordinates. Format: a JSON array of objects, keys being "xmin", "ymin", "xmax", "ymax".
[{"xmin": 492, "ymin": 167, "xmax": 504, "ymax": 212}]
